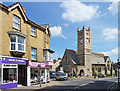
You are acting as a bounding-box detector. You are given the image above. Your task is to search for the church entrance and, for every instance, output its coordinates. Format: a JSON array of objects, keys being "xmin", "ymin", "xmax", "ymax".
[{"xmin": 79, "ymin": 69, "xmax": 84, "ymax": 77}]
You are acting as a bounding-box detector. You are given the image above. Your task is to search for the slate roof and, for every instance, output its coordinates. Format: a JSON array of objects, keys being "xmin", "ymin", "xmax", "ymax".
[
  {"xmin": 66, "ymin": 49, "xmax": 80, "ymax": 65},
  {"xmin": 65, "ymin": 49, "xmax": 107, "ymax": 65},
  {"xmin": 91, "ymin": 54, "xmax": 106, "ymax": 65}
]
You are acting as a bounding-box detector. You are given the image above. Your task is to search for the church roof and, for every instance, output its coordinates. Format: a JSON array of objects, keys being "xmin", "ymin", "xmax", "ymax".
[
  {"xmin": 92, "ymin": 52, "xmax": 104, "ymax": 57},
  {"xmin": 66, "ymin": 49, "xmax": 80, "ymax": 65},
  {"xmin": 64, "ymin": 49, "xmax": 107, "ymax": 65}
]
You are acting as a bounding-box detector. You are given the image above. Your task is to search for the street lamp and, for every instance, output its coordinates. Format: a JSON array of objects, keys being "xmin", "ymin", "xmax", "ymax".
[
  {"xmin": 117, "ymin": 59, "xmax": 120, "ymax": 88},
  {"xmin": 37, "ymin": 65, "xmax": 41, "ymax": 87},
  {"xmin": 98, "ymin": 62, "xmax": 99, "ymax": 78}
]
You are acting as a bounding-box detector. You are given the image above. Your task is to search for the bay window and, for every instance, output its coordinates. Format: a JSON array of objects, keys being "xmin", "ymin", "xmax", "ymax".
[
  {"xmin": 44, "ymin": 51, "xmax": 53, "ymax": 61},
  {"xmin": 13, "ymin": 15, "xmax": 20, "ymax": 30},
  {"xmin": 10, "ymin": 35, "xmax": 25, "ymax": 52},
  {"xmin": 31, "ymin": 48, "xmax": 37, "ymax": 60}
]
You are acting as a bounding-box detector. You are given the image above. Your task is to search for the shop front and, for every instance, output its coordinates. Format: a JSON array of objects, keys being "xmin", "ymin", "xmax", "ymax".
[
  {"xmin": 0, "ymin": 56, "xmax": 26, "ymax": 89},
  {"xmin": 28, "ymin": 60, "xmax": 53, "ymax": 85}
]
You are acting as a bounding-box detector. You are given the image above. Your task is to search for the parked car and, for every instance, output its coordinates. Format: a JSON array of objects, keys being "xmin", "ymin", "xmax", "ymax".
[
  {"xmin": 56, "ymin": 72, "xmax": 68, "ymax": 81},
  {"xmin": 50, "ymin": 71, "xmax": 56, "ymax": 78}
]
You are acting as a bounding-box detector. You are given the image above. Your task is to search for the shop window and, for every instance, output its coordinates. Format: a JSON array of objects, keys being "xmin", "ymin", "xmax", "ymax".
[
  {"xmin": 3, "ymin": 68, "xmax": 17, "ymax": 83},
  {"xmin": 31, "ymin": 26, "xmax": 36, "ymax": 37},
  {"xmin": 10, "ymin": 35, "xmax": 25, "ymax": 52},
  {"xmin": 13, "ymin": 15, "xmax": 20, "ymax": 30},
  {"xmin": 31, "ymin": 48, "xmax": 37, "ymax": 60}
]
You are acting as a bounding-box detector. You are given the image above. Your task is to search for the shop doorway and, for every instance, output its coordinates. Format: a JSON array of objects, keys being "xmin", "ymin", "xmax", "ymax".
[{"xmin": 18, "ymin": 65, "xmax": 26, "ymax": 85}]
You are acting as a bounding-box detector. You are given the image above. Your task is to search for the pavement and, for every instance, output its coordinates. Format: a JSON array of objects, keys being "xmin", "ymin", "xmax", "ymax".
[{"xmin": 3, "ymin": 80, "xmax": 62, "ymax": 90}]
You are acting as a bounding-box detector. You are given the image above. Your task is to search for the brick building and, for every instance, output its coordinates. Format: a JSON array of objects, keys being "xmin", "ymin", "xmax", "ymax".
[{"xmin": 0, "ymin": 2, "xmax": 54, "ymax": 89}]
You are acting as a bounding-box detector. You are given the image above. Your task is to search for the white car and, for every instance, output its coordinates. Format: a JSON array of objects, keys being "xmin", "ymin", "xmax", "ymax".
[{"xmin": 56, "ymin": 72, "xmax": 68, "ymax": 81}]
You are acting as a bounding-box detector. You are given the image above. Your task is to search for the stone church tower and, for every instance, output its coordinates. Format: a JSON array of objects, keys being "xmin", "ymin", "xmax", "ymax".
[{"xmin": 77, "ymin": 26, "xmax": 92, "ymax": 76}]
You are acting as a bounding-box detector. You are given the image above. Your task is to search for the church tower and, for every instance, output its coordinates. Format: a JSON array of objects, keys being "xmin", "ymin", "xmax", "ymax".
[{"xmin": 77, "ymin": 26, "xmax": 92, "ymax": 76}]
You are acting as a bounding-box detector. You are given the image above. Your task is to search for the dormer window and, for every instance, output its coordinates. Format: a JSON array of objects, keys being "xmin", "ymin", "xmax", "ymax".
[
  {"xmin": 13, "ymin": 15, "xmax": 20, "ymax": 30},
  {"xmin": 31, "ymin": 26, "xmax": 36, "ymax": 37}
]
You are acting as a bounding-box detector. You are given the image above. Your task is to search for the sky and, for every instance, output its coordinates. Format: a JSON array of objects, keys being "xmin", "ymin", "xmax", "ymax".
[{"xmin": 3, "ymin": 0, "xmax": 118, "ymax": 62}]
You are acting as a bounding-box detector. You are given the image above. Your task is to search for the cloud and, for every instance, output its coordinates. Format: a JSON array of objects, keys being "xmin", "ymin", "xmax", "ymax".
[
  {"xmin": 102, "ymin": 28, "xmax": 118, "ymax": 40},
  {"xmin": 64, "ymin": 23, "xmax": 69, "ymax": 27},
  {"xmin": 60, "ymin": 0, "xmax": 99, "ymax": 22},
  {"xmin": 108, "ymin": 0, "xmax": 118, "ymax": 15},
  {"xmin": 101, "ymin": 47, "xmax": 118, "ymax": 56},
  {"xmin": 50, "ymin": 26, "xmax": 67, "ymax": 40}
]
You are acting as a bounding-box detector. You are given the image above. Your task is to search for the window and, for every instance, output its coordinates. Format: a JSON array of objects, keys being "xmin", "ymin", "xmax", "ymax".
[
  {"xmin": 80, "ymin": 38, "xmax": 83, "ymax": 44},
  {"xmin": 3, "ymin": 68, "xmax": 17, "ymax": 83},
  {"xmin": 31, "ymin": 26, "xmax": 36, "ymax": 37},
  {"xmin": 43, "ymin": 51, "xmax": 53, "ymax": 61},
  {"xmin": 45, "ymin": 33, "xmax": 48, "ymax": 43},
  {"xmin": 13, "ymin": 15, "xmax": 20, "ymax": 30},
  {"xmin": 31, "ymin": 48, "xmax": 37, "ymax": 60},
  {"xmin": 86, "ymin": 38, "xmax": 90, "ymax": 43},
  {"xmin": 10, "ymin": 35, "xmax": 25, "ymax": 52}
]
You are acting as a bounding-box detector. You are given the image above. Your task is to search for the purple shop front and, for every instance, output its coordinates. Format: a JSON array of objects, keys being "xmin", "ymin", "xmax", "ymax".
[{"xmin": 0, "ymin": 56, "xmax": 26, "ymax": 89}]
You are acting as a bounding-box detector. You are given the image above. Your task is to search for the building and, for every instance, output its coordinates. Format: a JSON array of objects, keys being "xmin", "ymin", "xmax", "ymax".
[
  {"xmin": 52, "ymin": 58, "xmax": 62, "ymax": 72},
  {"xmin": 60, "ymin": 26, "xmax": 114, "ymax": 77},
  {"xmin": 0, "ymin": 2, "xmax": 54, "ymax": 89}
]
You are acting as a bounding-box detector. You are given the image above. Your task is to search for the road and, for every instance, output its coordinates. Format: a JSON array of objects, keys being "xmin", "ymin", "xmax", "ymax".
[
  {"xmin": 39, "ymin": 77, "xmax": 117, "ymax": 91},
  {"xmin": 3, "ymin": 77, "xmax": 118, "ymax": 91}
]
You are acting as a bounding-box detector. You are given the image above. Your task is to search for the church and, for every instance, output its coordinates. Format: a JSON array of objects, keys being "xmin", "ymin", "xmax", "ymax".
[{"xmin": 60, "ymin": 26, "xmax": 115, "ymax": 77}]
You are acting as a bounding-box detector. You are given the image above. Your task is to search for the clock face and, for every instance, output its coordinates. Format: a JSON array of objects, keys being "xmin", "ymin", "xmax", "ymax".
[{"xmin": 80, "ymin": 39, "xmax": 83, "ymax": 43}]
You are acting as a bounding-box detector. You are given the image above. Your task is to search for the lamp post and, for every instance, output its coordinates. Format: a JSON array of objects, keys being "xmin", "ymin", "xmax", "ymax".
[
  {"xmin": 37, "ymin": 65, "xmax": 41, "ymax": 87},
  {"xmin": 117, "ymin": 59, "xmax": 120, "ymax": 88},
  {"xmin": 98, "ymin": 62, "xmax": 99, "ymax": 78}
]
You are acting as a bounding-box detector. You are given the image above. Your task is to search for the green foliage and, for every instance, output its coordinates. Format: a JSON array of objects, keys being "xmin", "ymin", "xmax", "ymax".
[
  {"xmin": 93, "ymin": 72, "xmax": 98, "ymax": 76},
  {"xmin": 106, "ymin": 73, "xmax": 112, "ymax": 77}
]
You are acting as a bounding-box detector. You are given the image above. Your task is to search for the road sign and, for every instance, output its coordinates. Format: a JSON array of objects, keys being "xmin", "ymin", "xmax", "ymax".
[
  {"xmin": 37, "ymin": 65, "xmax": 41, "ymax": 70},
  {"xmin": 117, "ymin": 62, "xmax": 120, "ymax": 68}
]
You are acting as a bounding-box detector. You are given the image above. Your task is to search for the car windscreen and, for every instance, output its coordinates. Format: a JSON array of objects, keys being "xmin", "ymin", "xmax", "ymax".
[{"xmin": 60, "ymin": 73, "xmax": 66, "ymax": 76}]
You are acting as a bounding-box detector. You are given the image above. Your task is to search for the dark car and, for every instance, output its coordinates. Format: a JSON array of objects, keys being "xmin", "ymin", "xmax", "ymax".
[{"xmin": 50, "ymin": 71, "xmax": 56, "ymax": 78}]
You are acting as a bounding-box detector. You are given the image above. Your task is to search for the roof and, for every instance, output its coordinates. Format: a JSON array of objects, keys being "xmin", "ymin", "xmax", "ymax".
[
  {"xmin": 43, "ymin": 49, "xmax": 55, "ymax": 53},
  {"xmin": 64, "ymin": 49, "xmax": 107, "ymax": 65},
  {"xmin": 66, "ymin": 49, "xmax": 80, "ymax": 65},
  {"xmin": 40, "ymin": 24, "xmax": 51, "ymax": 37},
  {"xmin": 8, "ymin": 30, "xmax": 27, "ymax": 38},
  {"xmin": 92, "ymin": 52, "xmax": 104, "ymax": 57},
  {"xmin": 91, "ymin": 54, "xmax": 106, "ymax": 65},
  {"xmin": 0, "ymin": 2, "xmax": 47, "ymax": 32}
]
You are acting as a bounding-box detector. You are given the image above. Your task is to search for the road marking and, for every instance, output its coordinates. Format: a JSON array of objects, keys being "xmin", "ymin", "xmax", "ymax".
[
  {"xmin": 107, "ymin": 82, "xmax": 117, "ymax": 91},
  {"xmin": 74, "ymin": 84, "xmax": 87, "ymax": 89},
  {"xmin": 88, "ymin": 81, "xmax": 95, "ymax": 84},
  {"xmin": 80, "ymin": 84, "xmax": 87, "ymax": 86}
]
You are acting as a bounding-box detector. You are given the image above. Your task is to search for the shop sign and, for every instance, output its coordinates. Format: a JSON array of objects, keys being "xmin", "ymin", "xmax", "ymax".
[{"xmin": 0, "ymin": 57, "xmax": 26, "ymax": 64}]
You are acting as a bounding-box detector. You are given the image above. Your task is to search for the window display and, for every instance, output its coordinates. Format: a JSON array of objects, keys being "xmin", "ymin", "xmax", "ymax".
[
  {"xmin": 30, "ymin": 68, "xmax": 45, "ymax": 84},
  {"xmin": 3, "ymin": 68, "xmax": 17, "ymax": 83}
]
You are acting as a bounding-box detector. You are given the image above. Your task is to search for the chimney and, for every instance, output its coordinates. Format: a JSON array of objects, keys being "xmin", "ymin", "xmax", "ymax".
[{"xmin": 22, "ymin": 6, "xmax": 25, "ymax": 12}]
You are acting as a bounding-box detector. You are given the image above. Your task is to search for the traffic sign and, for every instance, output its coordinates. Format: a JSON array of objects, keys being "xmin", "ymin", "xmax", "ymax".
[
  {"xmin": 37, "ymin": 65, "xmax": 41, "ymax": 70},
  {"xmin": 117, "ymin": 62, "xmax": 120, "ymax": 68}
]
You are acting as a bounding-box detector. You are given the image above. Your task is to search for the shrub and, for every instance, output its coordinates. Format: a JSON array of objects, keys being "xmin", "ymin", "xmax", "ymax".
[{"xmin": 93, "ymin": 72, "xmax": 98, "ymax": 76}]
